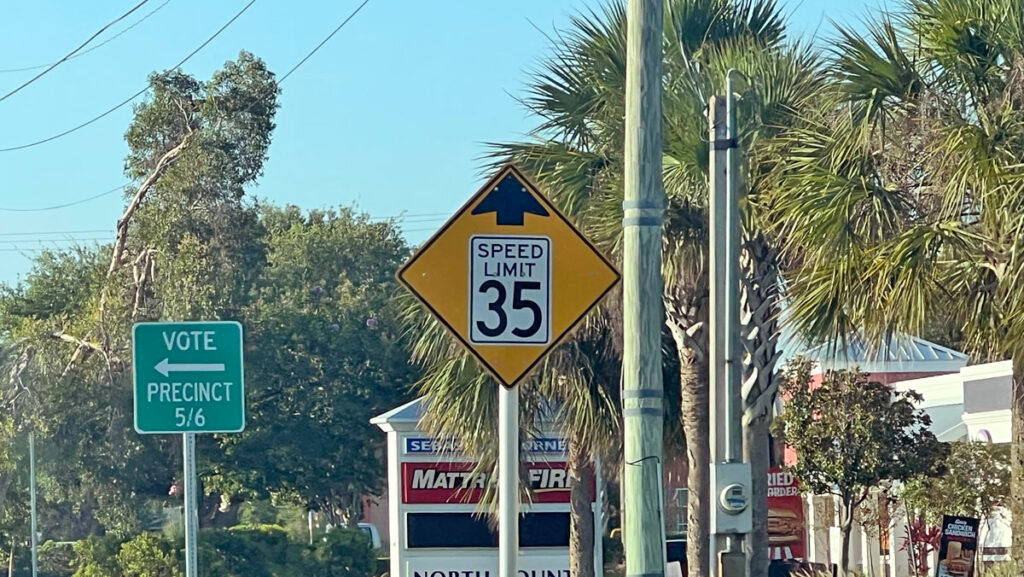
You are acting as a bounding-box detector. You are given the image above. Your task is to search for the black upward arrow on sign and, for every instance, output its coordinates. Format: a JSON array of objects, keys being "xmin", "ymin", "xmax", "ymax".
[{"xmin": 471, "ymin": 173, "xmax": 550, "ymax": 226}]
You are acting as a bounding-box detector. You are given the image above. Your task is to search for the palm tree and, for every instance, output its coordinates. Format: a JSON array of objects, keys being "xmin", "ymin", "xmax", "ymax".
[
  {"xmin": 771, "ymin": 0, "xmax": 1024, "ymax": 557},
  {"xmin": 493, "ymin": 2, "xmax": 822, "ymax": 575}
]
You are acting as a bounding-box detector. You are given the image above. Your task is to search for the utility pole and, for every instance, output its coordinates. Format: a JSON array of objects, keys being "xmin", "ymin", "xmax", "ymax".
[
  {"xmin": 708, "ymin": 72, "xmax": 751, "ymax": 577},
  {"xmin": 621, "ymin": 0, "xmax": 666, "ymax": 576}
]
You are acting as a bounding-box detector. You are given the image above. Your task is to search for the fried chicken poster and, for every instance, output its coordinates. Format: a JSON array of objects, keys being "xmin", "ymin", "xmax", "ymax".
[
  {"xmin": 768, "ymin": 468, "xmax": 806, "ymax": 560},
  {"xmin": 935, "ymin": 516, "xmax": 979, "ymax": 577}
]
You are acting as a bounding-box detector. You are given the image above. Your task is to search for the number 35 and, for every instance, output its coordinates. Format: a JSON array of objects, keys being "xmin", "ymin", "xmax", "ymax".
[{"xmin": 476, "ymin": 280, "xmax": 542, "ymax": 338}]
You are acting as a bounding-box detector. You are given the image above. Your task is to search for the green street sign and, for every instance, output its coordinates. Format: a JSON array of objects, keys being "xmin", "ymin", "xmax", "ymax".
[{"xmin": 132, "ymin": 321, "xmax": 245, "ymax": 434}]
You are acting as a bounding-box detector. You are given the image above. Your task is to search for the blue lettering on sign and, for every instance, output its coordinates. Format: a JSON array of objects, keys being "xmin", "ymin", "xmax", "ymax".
[
  {"xmin": 525, "ymin": 438, "xmax": 567, "ymax": 454},
  {"xmin": 412, "ymin": 572, "xmax": 494, "ymax": 577},
  {"xmin": 518, "ymin": 571, "xmax": 570, "ymax": 577},
  {"xmin": 412, "ymin": 570, "xmax": 566, "ymax": 577},
  {"xmin": 405, "ymin": 437, "xmax": 567, "ymax": 454},
  {"xmin": 405, "ymin": 438, "xmax": 463, "ymax": 454}
]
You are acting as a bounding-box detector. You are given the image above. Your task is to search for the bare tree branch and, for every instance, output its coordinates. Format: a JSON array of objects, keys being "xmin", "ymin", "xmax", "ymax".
[
  {"xmin": 49, "ymin": 331, "xmax": 122, "ymax": 378},
  {"xmin": 107, "ymin": 133, "xmax": 194, "ymax": 278}
]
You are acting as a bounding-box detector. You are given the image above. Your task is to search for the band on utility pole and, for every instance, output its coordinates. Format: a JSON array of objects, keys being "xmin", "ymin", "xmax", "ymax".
[{"xmin": 622, "ymin": 199, "xmax": 665, "ymax": 229}]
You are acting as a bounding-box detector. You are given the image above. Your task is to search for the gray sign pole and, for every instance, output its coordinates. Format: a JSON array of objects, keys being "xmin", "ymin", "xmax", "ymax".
[
  {"xmin": 497, "ymin": 385, "xmax": 520, "ymax": 577},
  {"xmin": 29, "ymin": 430, "xmax": 38, "ymax": 577},
  {"xmin": 183, "ymin": 432, "xmax": 199, "ymax": 577}
]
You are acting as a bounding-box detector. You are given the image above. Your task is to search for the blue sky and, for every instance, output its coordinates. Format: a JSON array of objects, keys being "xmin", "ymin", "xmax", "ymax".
[{"xmin": 0, "ymin": 0, "xmax": 876, "ymax": 285}]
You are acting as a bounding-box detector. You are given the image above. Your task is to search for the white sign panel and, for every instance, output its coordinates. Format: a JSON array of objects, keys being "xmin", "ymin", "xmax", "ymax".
[
  {"xmin": 407, "ymin": 555, "xmax": 569, "ymax": 577},
  {"xmin": 469, "ymin": 235, "xmax": 551, "ymax": 345},
  {"xmin": 404, "ymin": 437, "xmax": 567, "ymax": 455}
]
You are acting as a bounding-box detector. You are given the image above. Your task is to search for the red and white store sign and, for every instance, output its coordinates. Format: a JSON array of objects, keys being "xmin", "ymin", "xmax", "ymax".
[{"xmin": 402, "ymin": 461, "xmax": 593, "ymax": 505}]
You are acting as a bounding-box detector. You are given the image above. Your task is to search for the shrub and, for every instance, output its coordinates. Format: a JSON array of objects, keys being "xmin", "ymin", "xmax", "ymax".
[
  {"xmin": 116, "ymin": 533, "xmax": 181, "ymax": 577},
  {"xmin": 302, "ymin": 528, "xmax": 375, "ymax": 577},
  {"xmin": 72, "ymin": 535, "xmax": 125, "ymax": 577},
  {"xmin": 71, "ymin": 533, "xmax": 180, "ymax": 577},
  {"xmin": 38, "ymin": 541, "xmax": 76, "ymax": 577},
  {"xmin": 199, "ymin": 525, "xmax": 290, "ymax": 577}
]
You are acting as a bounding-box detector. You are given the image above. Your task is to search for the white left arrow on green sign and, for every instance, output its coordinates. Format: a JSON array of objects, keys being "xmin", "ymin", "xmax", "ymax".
[{"xmin": 155, "ymin": 358, "xmax": 227, "ymax": 377}]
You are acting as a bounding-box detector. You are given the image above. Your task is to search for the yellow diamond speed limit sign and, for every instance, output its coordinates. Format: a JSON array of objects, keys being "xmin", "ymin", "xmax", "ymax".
[{"xmin": 398, "ymin": 164, "xmax": 620, "ymax": 387}]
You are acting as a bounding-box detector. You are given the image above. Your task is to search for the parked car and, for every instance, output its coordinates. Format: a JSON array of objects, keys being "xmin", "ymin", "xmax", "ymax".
[{"xmin": 358, "ymin": 522, "xmax": 383, "ymax": 549}]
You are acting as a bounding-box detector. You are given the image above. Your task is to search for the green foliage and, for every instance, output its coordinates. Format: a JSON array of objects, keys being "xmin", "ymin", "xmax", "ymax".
[
  {"xmin": 774, "ymin": 361, "xmax": 946, "ymax": 570},
  {"xmin": 209, "ymin": 206, "xmax": 415, "ymax": 523},
  {"xmin": 0, "ymin": 415, "xmax": 28, "ymax": 547},
  {"xmin": 66, "ymin": 526, "xmax": 373, "ymax": 577},
  {"xmin": 901, "ymin": 441, "xmax": 1010, "ymax": 525},
  {"xmin": 199, "ymin": 525, "xmax": 290, "ymax": 577},
  {"xmin": 775, "ymin": 363, "xmax": 946, "ymax": 502},
  {"xmin": 71, "ymin": 535, "xmax": 126, "ymax": 577},
  {"xmin": 38, "ymin": 541, "xmax": 77, "ymax": 577},
  {"xmin": 72, "ymin": 533, "xmax": 179, "ymax": 577},
  {"xmin": 116, "ymin": 533, "xmax": 181, "ymax": 577},
  {"xmin": 302, "ymin": 528, "xmax": 375, "ymax": 577},
  {"xmin": 236, "ymin": 500, "xmax": 279, "ymax": 525}
]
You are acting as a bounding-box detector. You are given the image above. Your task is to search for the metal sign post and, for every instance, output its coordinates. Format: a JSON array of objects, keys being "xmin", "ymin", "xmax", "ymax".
[
  {"xmin": 497, "ymin": 385, "xmax": 520, "ymax": 577},
  {"xmin": 29, "ymin": 430, "xmax": 38, "ymax": 577},
  {"xmin": 183, "ymin": 432, "xmax": 199, "ymax": 577}
]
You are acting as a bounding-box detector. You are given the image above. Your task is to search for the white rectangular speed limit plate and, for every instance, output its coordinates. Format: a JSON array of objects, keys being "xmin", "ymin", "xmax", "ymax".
[{"xmin": 470, "ymin": 235, "xmax": 551, "ymax": 345}]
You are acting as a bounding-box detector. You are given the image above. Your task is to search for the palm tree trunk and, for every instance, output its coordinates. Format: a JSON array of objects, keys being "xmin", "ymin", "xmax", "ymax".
[
  {"xmin": 569, "ymin": 441, "xmax": 596, "ymax": 577},
  {"xmin": 667, "ymin": 285, "xmax": 710, "ymax": 577},
  {"xmin": 680, "ymin": 353, "xmax": 710, "ymax": 577},
  {"xmin": 744, "ymin": 418, "xmax": 771, "ymax": 576},
  {"xmin": 1012, "ymin": 357, "xmax": 1024, "ymax": 556},
  {"xmin": 739, "ymin": 235, "xmax": 783, "ymax": 577}
]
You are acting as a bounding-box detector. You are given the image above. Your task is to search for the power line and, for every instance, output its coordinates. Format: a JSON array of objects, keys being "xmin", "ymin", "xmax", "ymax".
[
  {"xmin": 0, "ymin": 242, "xmax": 103, "ymax": 247},
  {"xmin": 0, "ymin": 184, "xmax": 126, "ymax": 212},
  {"xmin": 0, "ymin": 245, "xmax": 105, "ymax": 253},
  {"xmin": 0, "ymin": 230, "xmax": 112, "ymax": 237},
  {"xmin": 0, "ymin": 0, "xmax": 152, "ymax": 103},
  {"xmin": 0, "ymin": 0, "xmax": 174, "ymax": 74},
  {"xmin": 369, "ymin": 212, "xmax": 448, "ymax": 222},
  {"xmin": 279, "ymin": 0, "xmax": 373, "ymax": 83},
  {"xmin": 0, "ymin": 0, "xmax": 257, "ymax": 153}
]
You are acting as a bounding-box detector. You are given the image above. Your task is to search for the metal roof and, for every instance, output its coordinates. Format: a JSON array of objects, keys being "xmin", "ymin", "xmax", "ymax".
[
  {"xmin": 803, "ymin": 332, "xmax": 969, "ymax": 373},
  {"xmin": 370, "ymin": 396, "xmax": 561, "ymax": 429}
]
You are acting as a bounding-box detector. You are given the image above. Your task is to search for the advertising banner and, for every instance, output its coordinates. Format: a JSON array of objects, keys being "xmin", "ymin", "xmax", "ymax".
[
  {"xmin": 767, "ymin": 468, "xmax": 806, "ymax": 560},
  {"xmin": 402, "ymin": 461, "xmax": 592, "ymax": 504},
  {"xmin": 935, "ymin": 516, "xmax": 980, "ymax": 577}
]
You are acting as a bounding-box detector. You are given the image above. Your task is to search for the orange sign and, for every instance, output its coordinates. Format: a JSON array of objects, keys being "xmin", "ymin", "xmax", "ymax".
[{"xmin": 398, "ymin": 165, "xmax": 619, "ymax": 387}]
